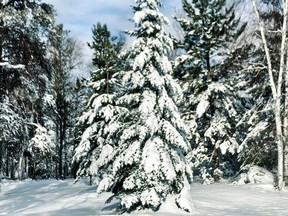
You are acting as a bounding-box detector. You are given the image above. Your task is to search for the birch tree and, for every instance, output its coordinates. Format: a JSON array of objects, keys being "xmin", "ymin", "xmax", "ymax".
[{"xmin": 252, "ymin": 0, "xmax": 288, "ymax": 189}]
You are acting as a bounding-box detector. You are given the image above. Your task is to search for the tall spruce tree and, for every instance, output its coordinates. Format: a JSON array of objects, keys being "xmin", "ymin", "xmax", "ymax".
[
  {"xmin": 175, "ymin": 0, "xmax": 246, "ymax": 183},
  {"xmin": 88, "ymin": 0, "xmax": 193, "ymax": 213}
]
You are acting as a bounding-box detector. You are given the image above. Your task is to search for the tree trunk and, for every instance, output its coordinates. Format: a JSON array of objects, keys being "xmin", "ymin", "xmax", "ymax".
[
  {"xmin": 0, "ymin": 139, "xmax": 3, "ymax": 181},
  {"xmin": 275, "ymin": 100, "xmax": 284, "ymax": 189},
  {"xmin": 64, "ymin": 140, "xmax": 68, "ymax": 179},
  {"xmin": 25, "ymin": 155, "xmax": 28, "ymax": 179},
  {"xmin": 0, "ymin": 2, "xmax": 3, "ymax": 62},
  {"xmin": 206, "ymin": 51, "xmax": 211, "ymax": 82},
  {"xmin": 106, "ymin": 67, "xmax": 109, "ymax": 94},
  {"xmin": 284, "ymin": 53, "xmax": 288, "ymax": 185},
  {"xmin": 50, "ymin": 154, "xmax": 53, "ymax": 178},
  {"xmin": 59, "ymin": 119, "xmax": 66, "ymax": 179},
  {"xmin": 18, "ymin": 151, "xmax": 24, "ymax": 180},
  {"xmin": 33, "ymin": 158, "xmax": 36, "ymax": 179},
  {"xmin": 17, "ymin": 143, "xmax": 26, "ymax": 180},
  {"xmin": 5, "ymin": 148, "xmax": 9, "ymax": 177},
  {"xmin": 277, "ymin": 0, "xmax": 288, "ymax": 189},
  {"xmin": 11, "ymin": 157, "xmax": 15, "ymax": 180},
  {"xmin": 59, "ymin": 125, "xmax": 63, "ymax": 179},
  {"xmin": 55, "ymin": 160, "xmax": 58, "ymax": 179}
]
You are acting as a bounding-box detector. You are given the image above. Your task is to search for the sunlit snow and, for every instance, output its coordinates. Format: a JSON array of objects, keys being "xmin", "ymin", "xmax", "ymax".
[{"xmin": 2, "ymin": 179, "xmax": 288, "ymax": 215}]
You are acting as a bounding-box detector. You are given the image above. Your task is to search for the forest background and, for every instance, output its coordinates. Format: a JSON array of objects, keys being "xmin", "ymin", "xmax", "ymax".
[{"xmin": 1, "ymin": 0, "xmax": 288, "ymax": 213}]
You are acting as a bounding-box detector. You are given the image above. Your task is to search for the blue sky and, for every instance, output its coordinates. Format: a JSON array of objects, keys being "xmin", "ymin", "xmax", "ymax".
[
  {"xmin": 44, "ymin": 0, "xmax": 183, "ymax": 44},
  {"xmin": 43, "ymin": 0, "xmax": 183, "ymax": 72}
]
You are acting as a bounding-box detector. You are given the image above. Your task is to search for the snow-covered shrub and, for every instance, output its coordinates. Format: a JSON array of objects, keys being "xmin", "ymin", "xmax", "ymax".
[
  {"xmin": 29, "ymin": 124, "xmax": 55, "ymax": 155},
  {"xmin": 28, "ymin": 124, "xmax": 55, "ymax": 179},
  {"xmin": 247, "ymin": 166, "xmax": 275, "ymax": 184},
  {"xmin": 232, "ymin": 166, "xmax": 275, "ymax": 185}
]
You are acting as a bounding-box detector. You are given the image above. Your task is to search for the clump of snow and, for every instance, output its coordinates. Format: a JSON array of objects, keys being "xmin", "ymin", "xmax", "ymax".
[
  {"xmin": 233, "ymin": 165, "xmax": 275, "ymax": 185},
  {"xmin": 28, "ymin": 124, "xmax": 55, "ymax": 154},
  {"xmin": 143, "ymin": 138, "xmax": 161, "ymax": 174},
  {"xmin": 0, "ymin": 62, "xmax": 25, "ymax": 69},
  {"xmin": 43, "ymin": 94, "xmax": 54, "ymax": 106},
  {"xmin": 247, "ymin": 166, "xmax": 275, "ymax": 184},
  {"xmin": 140, "ymin": 188, "xmax": 161, "ymax": 209},
  {"xmin": 196, "ymin": 96, "xmax": 209, "ymax": 117},
  {"xmin": 175, "ymin": 181, "xmax": 195, "ymax": 213},
  {"xmin": 121, "ymin": 194, "xmax": 140, "ymax": 210},
  {"xmin": 238, "ymin": 122, "xmax": 269, "ymax": 153}
]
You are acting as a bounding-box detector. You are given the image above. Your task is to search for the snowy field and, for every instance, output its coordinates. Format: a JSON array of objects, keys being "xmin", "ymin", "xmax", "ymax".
[{"xmin": 1, "ymin": 179, "xmax": 288, "ymax": 216}]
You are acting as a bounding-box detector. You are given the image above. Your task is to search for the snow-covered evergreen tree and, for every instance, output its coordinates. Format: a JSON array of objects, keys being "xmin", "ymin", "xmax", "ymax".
[
  {"xmin": 46, "ymin": 24, "xmax": 83, "ymax": 179},
  {"xmin": 175, "ymin": 0, "xmax": 246, "ymax": 183},
  {"xmin": 0, "ymin": 0, "xmax": 56, "ymax": 179},
  {"xmin": 74, "ymin": 23, "xmax": 125, "ymax": 182},
  {"xmin": 0, "ymin": 63, "xmax": 34, "ymax": 179},
  {"xmin": 0, "ymin": 95, "xmax": 24, "ymax": 179},
  {"xmin": 85, "ymin": 0, "xmax": 193, "ymax": 212}
]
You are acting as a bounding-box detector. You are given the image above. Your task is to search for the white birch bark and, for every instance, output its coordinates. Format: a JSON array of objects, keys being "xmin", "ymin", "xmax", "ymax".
[
  {"xmin": 284, "ymin": 11, "xmax": 288, "ymax": 186},
  {"xmin": 252, "ymin": 0, "xmax": 287, "ymax": 190},
  {"xmin": 284, "ymin": 54, "xmax": 288, "ymax": 184}
]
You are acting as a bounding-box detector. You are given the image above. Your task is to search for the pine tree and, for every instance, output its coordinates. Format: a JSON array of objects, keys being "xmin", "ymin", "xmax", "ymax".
[
  {"xmin": 47, "ymin": 24, "xmax": 83, "ymax": 179},
  {"xmin": 89, "ymin": 0, "xmax": 193, "ymax": 212},
  {"xmin": 88, "ymin": 23, "xmax": 124, "ymax": 70},
  {"xmin": 0, "ymin": 0, "xmax": 56, "ymax": 180},
  {"xmin": 0, "ymin": 63, "xmax": 35, "ymax": 179},
  {"xmin": 0, "ymin": 94, "xmax": 25, "ymax": 179},
  {"xmin": 74, "ymin": 23, "xmax": 125, "ymax": 182},
  {"xmin": 175, "ymin": 0, "xmax": 246, "ymax": 183},
  {"xmin": 87, "ymin": 22, "xmax": 125, "ymax": 95}
]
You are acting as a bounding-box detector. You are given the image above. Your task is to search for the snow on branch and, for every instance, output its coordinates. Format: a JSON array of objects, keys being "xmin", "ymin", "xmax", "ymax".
[{"xmin": 28, "ymin": 124, "xmax": 55, "ymax": 155}]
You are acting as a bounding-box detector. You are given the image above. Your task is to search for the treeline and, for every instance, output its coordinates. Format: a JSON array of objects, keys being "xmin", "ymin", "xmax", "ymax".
[
  {"xmin": 0, "ymin": 0, "xmax": 82, "ymax": 180},
  {"xmin": 1, "ymin": 0, "xmax": 288, "ymax": 213}
]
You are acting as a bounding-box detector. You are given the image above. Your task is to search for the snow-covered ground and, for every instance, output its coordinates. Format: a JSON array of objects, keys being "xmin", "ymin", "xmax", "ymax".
[{"xmin": 1, "ymin": 179, "xmax": 288, "ymax": 215}]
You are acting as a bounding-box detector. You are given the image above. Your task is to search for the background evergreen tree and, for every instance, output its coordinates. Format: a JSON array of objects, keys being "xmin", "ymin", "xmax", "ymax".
[
  {"xmin": 0, "ymin": 93, "xmax": 26, "ymax": 179},
  {"xmin": 0, "ymin": 0, "xmax": 56, "ymax": 180},
  {"xmin": 74, "ymin": 23, "xmax": 125, "ymax": 183},
  {"xmin": 175, "ymin": 0, "xmax": 247, "ymax": 183},
  {"xmin": 90, "ymin": 0, "xmax": 193, "ymax": 212},
  {"xmin": 0, "ymin": 62, "xmax": 40, "ymax": 179},
  {"xmin": 47, "ymin": 24, "xmax": 83, "ymax": 179},
  {"xmin": 88, "ymin": 23, "xmax": 124, "ymax": 94}
]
